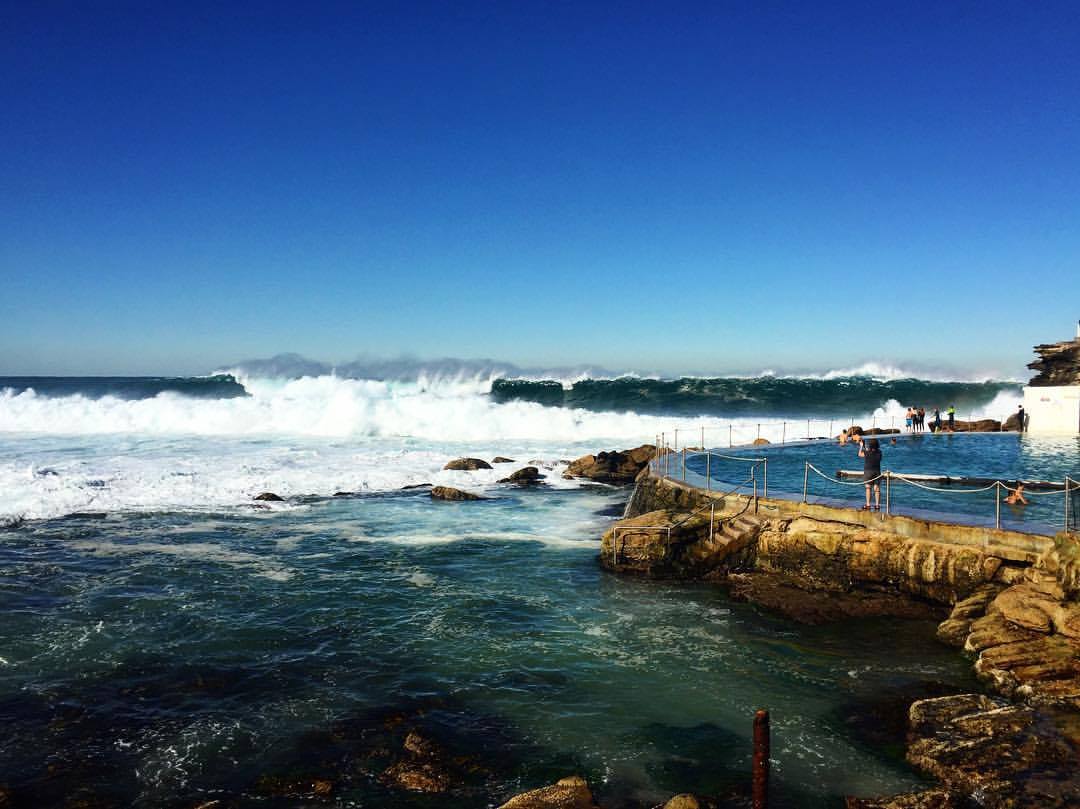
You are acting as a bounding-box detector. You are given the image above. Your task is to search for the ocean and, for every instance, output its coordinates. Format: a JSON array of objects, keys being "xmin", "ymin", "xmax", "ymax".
[{"xmin": 0, "ymin": 370, "xmax": 1020, "ymax": 806}]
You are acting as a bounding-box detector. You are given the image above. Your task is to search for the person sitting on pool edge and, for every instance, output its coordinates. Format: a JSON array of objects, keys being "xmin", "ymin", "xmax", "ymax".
[
  {"xmin": 859, "ymin": 437, "xmax": 883, "ymax": 511},
  {"xmin": 1005, "ymin": 482, "xmax": 1029, "ymax": 506}
]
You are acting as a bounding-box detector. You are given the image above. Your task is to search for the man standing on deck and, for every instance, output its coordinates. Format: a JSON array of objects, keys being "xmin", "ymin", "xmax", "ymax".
[
  {"xmin": 947, "ymin": 405, "xmax": 956, "ymax": 431},
  {"xmin": 859, "ymin": 438, "xmax": 883, "ymax": 511}
]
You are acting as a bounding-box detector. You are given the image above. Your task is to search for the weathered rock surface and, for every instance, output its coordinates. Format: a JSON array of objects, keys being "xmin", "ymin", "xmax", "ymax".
[
  {"xmin": 498, "ymin": 466, "xmax": 547, "ymax": 485},
  {"xmin": 662, "ymin": 795, "xmax": 723, "ymax": 809},
  {"xmin": 253, "ymin": 492, "xmax": 284, "ymax": 501},
  {"xmin": 492, "ymin": 456, "xmax": 516, "ymax": 463},
  {"xmin": 380, "ymin": 730, "xmax": 452, "ymax": 793},
  {"xmin": 906, "ymin": 694, "xmax": 1080, "ymax": 807},
  {"xmin": 444, "ymin": 457, "xmax": 493, "ymax": 471},
  {"xmin": 430, "ymin": 486, "xmax": 484, "ymax": 501},
  {"xmin": 1027, "ymin": 337, "xmax": 1080, "ymax": 386},
  {"xmin": 564, "ymin": 444, "xmax": 657, "ymax": 484},
  {"xmin": 496, "ymin": 775, "xmax": 599, "ymax": 809},
  {"xmin": 845, "ymin": 789, "xmax": 960, "ymax": 808},
  {"xmin": 936, "ymin": 583, "xmax": 1004, "ymax": 646},
  {"xmin": 755, "ymin": 517, "xmax": 1003, "ymax": 604},
  {"xmin": 728, "ymin": 572, "xmax": 945, "ymax": 624}
]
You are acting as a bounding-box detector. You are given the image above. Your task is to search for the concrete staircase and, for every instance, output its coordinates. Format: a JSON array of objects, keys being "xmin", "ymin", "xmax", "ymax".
[{"xmin": 681, "ymin": 512, "xmax": 764, "ymax": 570}]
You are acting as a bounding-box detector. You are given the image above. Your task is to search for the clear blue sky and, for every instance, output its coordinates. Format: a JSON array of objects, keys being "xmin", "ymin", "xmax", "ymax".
[{"xmin": 2, "ymin": 1, "xmax": 1078, "ymax": 378}]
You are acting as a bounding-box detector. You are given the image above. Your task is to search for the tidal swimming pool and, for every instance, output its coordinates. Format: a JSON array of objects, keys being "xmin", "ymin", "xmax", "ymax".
[{"xmin": 683, "ymin": 432, "xmax": 1080, "ymax": 534}]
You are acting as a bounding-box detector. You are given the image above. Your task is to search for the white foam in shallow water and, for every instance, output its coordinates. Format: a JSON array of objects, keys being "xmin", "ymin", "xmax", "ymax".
[{"xmin": 66, "ymin": 539, "xmax": 294, "ymax": 581}]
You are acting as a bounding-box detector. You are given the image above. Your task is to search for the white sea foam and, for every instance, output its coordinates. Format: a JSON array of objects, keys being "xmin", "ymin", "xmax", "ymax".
[{"xmin": 0, "ymin": 372, "xmax": 1024, "ymax": 522}]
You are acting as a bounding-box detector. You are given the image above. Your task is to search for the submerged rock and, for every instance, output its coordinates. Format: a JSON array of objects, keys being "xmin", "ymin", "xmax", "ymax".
[
  {"xmin": 444, "ymin": 457, "xmax": 493, "ymax": 471},
  {"xmin": 845, "ymin": 789, "xmax": 960, "ymax": 808},
  {"xmin": 380, "ymin": 760, "xmax": 450, "ymax": 793},
  {"xmin": 498, "ymin": 466, "xmax": 546, "ymax": 485},
  {"xmin": 497, "ymin": 775, "xmax": 599, "ymax": 809},
  {"xmin": 564, "ymin": 444, "xmax": 658, "ymax": 484},
  {"xmin": 430, "ymin": 486, "xmax": 484, "ymax": 501},
  {"xmin": 253, "ymin": 492, "xmax": 284, "ymax": 501}
]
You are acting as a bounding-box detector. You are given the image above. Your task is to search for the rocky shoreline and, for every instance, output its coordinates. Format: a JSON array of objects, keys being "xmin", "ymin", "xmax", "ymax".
[{"xmin": 594, "ymin": 460, "xmax": 1080, "ymax": 809}]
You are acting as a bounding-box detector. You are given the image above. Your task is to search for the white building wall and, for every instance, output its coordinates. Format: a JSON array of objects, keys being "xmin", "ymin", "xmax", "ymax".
[{"xmin": 1023, "ymin": 385, "xmax": 1080, "ymax": 434}]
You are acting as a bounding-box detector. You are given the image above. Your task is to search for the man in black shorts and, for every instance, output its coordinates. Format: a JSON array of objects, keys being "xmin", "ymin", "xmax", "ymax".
[{"xmin": 859, "ymin": 438, "xmax": 883, "ymax": 510}]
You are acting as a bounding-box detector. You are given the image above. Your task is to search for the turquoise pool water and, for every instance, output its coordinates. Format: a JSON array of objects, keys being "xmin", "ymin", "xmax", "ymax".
[{"xmin": 684, "ymin": 433, "xmax": 1080, "ymax": 533}]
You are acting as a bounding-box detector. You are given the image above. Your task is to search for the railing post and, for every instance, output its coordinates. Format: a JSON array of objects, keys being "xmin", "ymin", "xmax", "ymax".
[
  {"xmin": 885, "ymin": 472, "xmax": 891, "ymax": 515},
  {"xmin": 706, "ymin": 452, "xmax": 711, "ymax": 491},
  {"xmin": 753, "ymin": 472, "xmax": 758, "ymax": 513},
  {"xmin": 710, "ymin": 504, "xmax": 715, "ymax": 542},
  {"xmin": 753, "ymin": 709, "xmax": 770, "ymax": 809},
  {"xmin": 682, "ymin": 447, "xmax": 686, "ymax": 482},
  {"xmin": 729, "ymin": 424, "xmax": 733, "ymax": 447},
  {"xmin": 763, "ymin": 458, "xmax": 768, "ymax": 499},
  {"xmin": 674, "ymin": 428, "xmax": 678, "ymax": 456},
  {"xmin": 781, "ymin": 422, "xmax": 786, "ymax": 445},
  {"xmin": 756, "ymin": 423, "xmax": 761, "ymax": 442},
  {"xmin": 803, "ymin": 462, "xmax": 809, "ymax": 503},
  {"xmin": 995, "ymin": 482, "xmax": 1001, "ymax": 530},
  {"xmin": 1067, "ymin": 477, "xmax": 1071, "ymax": 533}
]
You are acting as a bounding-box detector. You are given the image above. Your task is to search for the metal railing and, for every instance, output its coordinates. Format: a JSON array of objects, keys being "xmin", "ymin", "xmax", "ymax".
[
  {"xmin": 652, "ymin": 442, "xmax": 768, "ymax": 499},
  {"xmin": 651, "ymin": 414, "xmax": 1016, "ymax": 454},
  {"xmin": 611, "ymin": 472, "xmax": 757, "ymax": 565},
  {"xmin": 801, "ymin": 463, "xmax": 1080, "ymax": 532}
]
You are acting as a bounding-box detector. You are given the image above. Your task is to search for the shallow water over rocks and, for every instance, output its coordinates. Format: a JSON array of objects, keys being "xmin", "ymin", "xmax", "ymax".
[{"xmin": 0, "ymin": 485, "xmax": 977, "ymax": 807}]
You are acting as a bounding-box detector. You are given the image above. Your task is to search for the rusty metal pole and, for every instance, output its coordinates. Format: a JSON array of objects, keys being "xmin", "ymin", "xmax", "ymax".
[{"xmin": 753, "ymin": 709, "xmax": 770, "ymax": 809}]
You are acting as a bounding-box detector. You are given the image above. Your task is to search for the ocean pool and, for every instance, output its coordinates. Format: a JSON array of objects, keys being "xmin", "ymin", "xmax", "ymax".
[{"xmin": 682, "ymin": 432, "xmax": 1080, "ymax": 534}]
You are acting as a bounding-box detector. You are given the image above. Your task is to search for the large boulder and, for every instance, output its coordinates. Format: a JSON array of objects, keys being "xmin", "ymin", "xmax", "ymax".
[
  {"xmin": 498, "ymin": 466, "xmax": 546, "ymax": 485},
  {"xmin": 906, "ymin": 694, "xmax": 1080, "ymax": 807},
  {"xmin": 444, "ymin": 457, "xmax": 493, "ymax": 471},
  {"xmin": 564, "ymin": 444, "xmax": 657, "ymax": 483},
  {"xmin": 431, "ymin": 486, "xmax": 484, "ymax": 501},
  {"xmin": 497, "ymin": 775, "xmax": 598, "ymax": 809}
]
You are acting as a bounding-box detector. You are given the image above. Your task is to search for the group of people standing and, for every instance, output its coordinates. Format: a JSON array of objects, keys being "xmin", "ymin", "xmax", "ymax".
[{"xmin": 906, "ymin": 405, "xmax": 956, "ymax": 433}]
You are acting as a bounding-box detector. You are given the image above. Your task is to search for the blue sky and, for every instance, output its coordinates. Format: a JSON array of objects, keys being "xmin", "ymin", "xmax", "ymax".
[{"xmin": 2, "ymin": 1, "xmax": 1078, "ymax": 378}]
